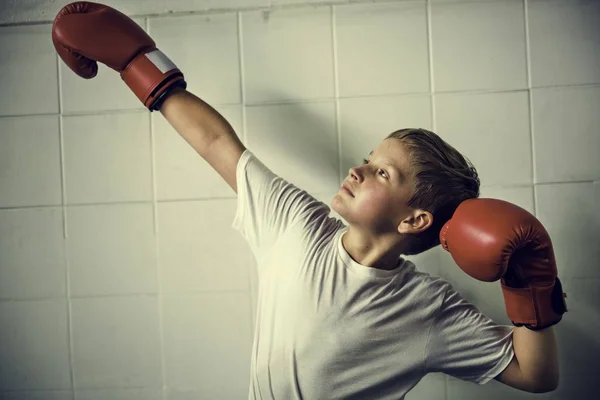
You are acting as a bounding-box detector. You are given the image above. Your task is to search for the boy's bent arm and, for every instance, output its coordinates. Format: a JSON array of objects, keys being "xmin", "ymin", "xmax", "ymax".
[
  {"xmin": 495, "ymin": 326, "xmax": 559, "ymax": 393},
  {"xmin": 159, "ymin": 88, "xmax": 247, "ymax": 193}
]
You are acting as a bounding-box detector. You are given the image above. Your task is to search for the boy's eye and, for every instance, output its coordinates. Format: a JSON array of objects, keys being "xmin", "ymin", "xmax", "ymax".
[{"xmin": 362, "ymin": 159, "xmax": 388, "ymax": 179}]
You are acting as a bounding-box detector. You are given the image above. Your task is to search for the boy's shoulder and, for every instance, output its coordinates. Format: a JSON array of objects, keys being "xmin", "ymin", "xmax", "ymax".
[
  {"xmin": 407, "ymin": 260, "xmax": 452, "ymax": 288},
  {"xmin": 403, "ymin": 260, "xmax": 455, "ymax": 299}
]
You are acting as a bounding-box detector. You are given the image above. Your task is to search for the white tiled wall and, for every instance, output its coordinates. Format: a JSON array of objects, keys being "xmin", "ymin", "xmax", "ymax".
[{"xmin": 0, "ymin": 0, "xmax": 598, "ymax": 399}]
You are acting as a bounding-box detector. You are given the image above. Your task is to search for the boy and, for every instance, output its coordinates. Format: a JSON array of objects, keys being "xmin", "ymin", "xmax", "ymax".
[{"xmin": 52, "ymin": 2, "xmax": 565, "ymax": 399}]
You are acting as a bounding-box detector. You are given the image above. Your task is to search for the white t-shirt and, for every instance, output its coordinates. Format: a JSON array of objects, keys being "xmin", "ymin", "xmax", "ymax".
[{"xmin": 232, "ymin": 149, "xmax": 515, "ymax": 400}]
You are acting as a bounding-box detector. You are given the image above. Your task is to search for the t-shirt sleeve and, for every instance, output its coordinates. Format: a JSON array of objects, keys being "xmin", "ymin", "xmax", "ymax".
[
  {"xmin": 231, "ymin": 149, "xmax": 331, "ymax": 262},
  {"xmin": 424, "ymin": 282, "xmax": 515, "ymax": 385}
]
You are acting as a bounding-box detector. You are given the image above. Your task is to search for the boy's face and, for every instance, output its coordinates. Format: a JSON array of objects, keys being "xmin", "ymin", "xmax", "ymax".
[{"xmin": 332, "ymin": 138, "xmax": 418, "ymax": 235}]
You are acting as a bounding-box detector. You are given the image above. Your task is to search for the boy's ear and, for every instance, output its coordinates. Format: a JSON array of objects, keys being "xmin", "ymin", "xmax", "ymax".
[{"xmin": 398, "ymin": 210, "xmax": 433, "ymax": 234}]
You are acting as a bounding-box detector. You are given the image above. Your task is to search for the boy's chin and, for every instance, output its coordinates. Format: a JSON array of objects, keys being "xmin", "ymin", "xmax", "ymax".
[
  {"xmin": 330, "ymin": 200, "xmax": 351, "ymax": 224},
  {"xmin": 330, "ymin": 196, "xmax": 345, "ymax": 212}
]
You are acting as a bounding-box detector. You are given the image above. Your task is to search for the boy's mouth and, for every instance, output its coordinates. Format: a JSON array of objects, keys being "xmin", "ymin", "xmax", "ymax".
[{"xmin": 341, "ymin": 183, "xmax": 354, "ymax": 197}]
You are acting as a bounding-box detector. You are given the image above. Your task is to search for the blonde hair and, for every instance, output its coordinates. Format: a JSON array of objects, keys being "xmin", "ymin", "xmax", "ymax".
[{"xmin": 386, "ymin": 128, "xmax": 480, "ymax": 255}]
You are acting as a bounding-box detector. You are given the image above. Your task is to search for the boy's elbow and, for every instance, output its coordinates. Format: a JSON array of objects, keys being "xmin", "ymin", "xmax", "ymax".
[
  {"xmin": 532, "ymin": 385, "xmax": 557, "ymax": 394},
  {"xmin": 531, "ymin": 377, "xmax": 559, "ymax": 393}
]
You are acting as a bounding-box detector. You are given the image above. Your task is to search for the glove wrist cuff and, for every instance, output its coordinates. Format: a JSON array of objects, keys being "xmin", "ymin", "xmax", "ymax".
[
  {"xmin": 501, "ymin": 277, "xmax": 567, "ymax": 330},
  {"xmin": 121, "ymin": 49, "xmax": 187, "ymax": 110}
]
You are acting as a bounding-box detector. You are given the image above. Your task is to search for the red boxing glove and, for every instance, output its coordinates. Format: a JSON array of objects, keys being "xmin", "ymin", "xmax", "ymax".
[
  {"xmin": 52, "ymin": 1, "xmax": 186, "ymax": 110},
  {"xmin": 439, "ymin": 198, "xmax": 567, "ymax": 330}
]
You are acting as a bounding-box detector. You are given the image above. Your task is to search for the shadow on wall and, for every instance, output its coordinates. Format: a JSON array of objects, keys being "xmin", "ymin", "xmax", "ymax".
[
  {"xmin": 555, "ymin": 295, "xmax": 600, "ymax": 388},
  {"xmin": 244, "ymin": 90, "xmax": 340, "ymax": 184},
  {"xmin": 244, "ymin": 89, "xmax": 404, "ymax": 193}
]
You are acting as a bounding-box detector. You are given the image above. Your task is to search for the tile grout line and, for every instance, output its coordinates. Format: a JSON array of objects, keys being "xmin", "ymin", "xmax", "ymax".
[
  {"xmin": 523, "ymin": 0, "xmax": 537, "ymax": 216},
  {"xmin": 331, "ymin": 5, "xmax": 342, "ymax": 187},
  {"xmin": 237, "ymin": 8, "xmax": 258, "ymax": 356},
  {"xmin": 0, "ymin": 0, "xmax": 429, "ymax": 28},
  {"xmin": 425, "ymin": 1, "xmax": 445, "ymax": 397},
  {"xmin": 426, "ymin": 0, "xmax": 437, "ymax": 134},
  {"xmin": 55, "ymin": 46, "xmax": 77, "ymax": 398},
  {"xmin": 0, "ymin": 178, "xmax": 591, "ymax": 213},
  {"xmin": 2, "ymin": 82, "xmax": 600, "ymax": 121},
  {"xmin": 145, "ymin": 16, "xmax": 168, "ymax": 400}
]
